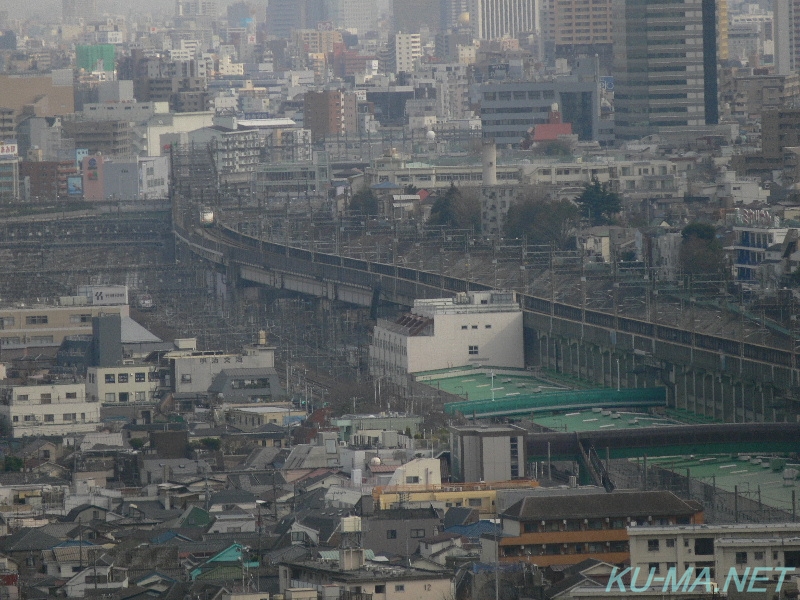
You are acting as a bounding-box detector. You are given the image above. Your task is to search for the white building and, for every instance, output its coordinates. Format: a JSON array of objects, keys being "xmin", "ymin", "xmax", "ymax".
[
  {"xmin": 470, "ymin": 0, "xmax": 538, "ymax": 40},
  {"xmin": 86, "ymin": 363, "xmax": 160, "ymax": 404},
  {"xmin": 0, "ymin": 382, "xmax": 100, "ymax": 438},
  {"xmin": 390, "ymin": 33, "xmax": 422, "ymax": 74},
  {"xmin": 628, "ymin": 523, "xmax": 800, "ymax": 586},
  {"xmin": 370, "ymin": 291, "xmax": 523, "ymax": 392},
  {"xmin": 167, "ymin": 343, "xmax": 276, "ymax": 395}
]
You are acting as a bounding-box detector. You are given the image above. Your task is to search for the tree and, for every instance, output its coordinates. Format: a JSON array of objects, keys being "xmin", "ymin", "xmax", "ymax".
[
  {"xmin": 3, "ymin": 456, "xmax": 22, "ymax": 472},
  {"xmin": 504, "ymin": 188, "xmax": 579, "ymax": 248},
  {"xmin": 679, "ymin": 222, "xmax": 724, "ymax": 275},
  {"xmin": 349, "ymin": 189, "xmax": 379, "ymax": 216},
  {"xmin": 576, "ymin": 177, "xmax": 621, "ymax": 226},
  {"xmin": 427, "ymin": 183, "xmax": 481, "ymax": 231}
]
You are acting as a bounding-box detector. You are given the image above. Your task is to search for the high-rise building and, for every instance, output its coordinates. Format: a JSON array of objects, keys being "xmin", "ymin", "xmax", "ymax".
[
  {"xmin": 389, "ymin": 32, "xmax": 422, "ymax": 74},
  {"xmin": 62, "ymin": 0, "xmax": 97, "ymax": 21},
  {"xmin": 613, "ymin": 0, "xmax": 719, "ymax": 141},
  {"xmin": 303, "ymin": 90, "xmax": 358, "ymax": 142},
  {"xmin": 440, "ymin": 0, "xmax": 471, "ymax": 31},
  {"xmin": 393, "ymin": 0, "xmax": 441, "ymax": 33},
  {"xmin": 175, "ymin": 0, "xmax": 217, "ymax": 16},
  {"xmin": 470, "ymin": 0, "xmax": 538, "ymax": 40},
  {"xmin": 325, "ymin": 0, "xmax": 377, "ymax": 34},
  {"xmin": 774, "ymin": 0, "xmax": 798, "ymax": 75},
  {"xmin": 552, "ymin": 0, "xmax": 612, "ymax": 62},
  {"xmin": 266, "ymin": 0, "xmax": 328, "ymax": 39}
]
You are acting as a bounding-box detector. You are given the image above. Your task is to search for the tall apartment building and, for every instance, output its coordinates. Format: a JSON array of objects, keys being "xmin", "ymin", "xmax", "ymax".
[
  {"xmin": 440, "ymin": 0, "xmax": 471, "ymax": 31},
  {"xmin": 326, "ymin": 0, "xmax": 377, "ymax": 34},
  {"xmin": 62, "ymin": 0, "xmax": 97, "ymax": 21},
  {"xmin": 774, "ymin": 0, "xmax": 799, "ymax": 75},
  {"xmin": 613, "ymin": 0, "xmax": 720, "ymax": 141},
  {"xmin": 552, "ymin": 0, "xmax": 612, "ymax": 62},
  {"xmin": 176, "ymin": 0, "xmax": 217, "ymax": 15},
  {"xmin": 389, "ymin": 33, "xmax": 422, "ymax": 74},
  {"xmin": 303, "ymin": 89, "xmax": 358, "ymax": 142},
  {"xmin": 470, "ymin": 0, "xmax": 538, "ymax": 40},
  {"xmin": 393, "ymin": 0, "xmax": 441, "ymax": 34}
]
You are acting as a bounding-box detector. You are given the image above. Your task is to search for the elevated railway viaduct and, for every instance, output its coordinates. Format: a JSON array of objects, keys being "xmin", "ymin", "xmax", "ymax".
[{"xmin": 176, "ymin": 220, "xmax": 800, "ymax": 423}]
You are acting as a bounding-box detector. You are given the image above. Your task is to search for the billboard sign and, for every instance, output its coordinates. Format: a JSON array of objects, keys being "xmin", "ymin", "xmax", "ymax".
[
  {"xmin": 600, "ymin": 76, "xmax": 614, "ymax": 91},
  {"xmin": 0, "ymin": 142, "xmax": 18, "ymax": 158},
  {"xmin": 67, "ymin": 175, "xmax": 83, "ymax": 197},
  {"xmin": 78, "ymin": 285, "xmax": 128, "ymax": 306}
]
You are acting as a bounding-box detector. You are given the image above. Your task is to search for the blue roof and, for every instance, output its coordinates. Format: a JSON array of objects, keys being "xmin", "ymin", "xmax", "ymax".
[
  {"xmin": 444, "ymin": 520, "xmax": 501, "ymax": 541},
  {"xmin": 371, "ymin": 180, "xmax": 403, "ymax": 189}
]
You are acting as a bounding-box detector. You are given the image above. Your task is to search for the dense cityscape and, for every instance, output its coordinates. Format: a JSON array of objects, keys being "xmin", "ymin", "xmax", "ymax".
[{"xmin": 0, "ymin": 0, "xmax": 800, "ymax": 598}]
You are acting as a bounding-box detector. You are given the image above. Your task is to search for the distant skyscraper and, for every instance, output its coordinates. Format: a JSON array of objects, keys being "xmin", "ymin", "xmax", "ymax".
[
  {"xmin": 774, "ymin": 0, "xmax": 798, "ymax": 75},
  {"xmin": 175, "ymin": 1, "xmax": 217, "ymax": 16},
  {"xmin": 266, "ymin": 0, "xmax": 328, "ymax": 38},
  {"xmin": 440, "ymin": 0, "xmax": 470, "ymax": 31},
  {"xmin": 552, "ymin": 0, "xmax": 612, "ymax": 60},
  {"xmin": 394, "ymin": 0, "xmax": 441, "ymax": 33},
  {"xmin": 613, "ymin": 0, "xmax": 719, "ymax": 140},
  {"xmin": 62, "ymin": 0, "xmax": 97, "ymax": 21},
  {"xmin": 470, "ymin": 0, "xmax": 538, "ymax": 40},
  {"xmin": 325, "ymin": 0, "xmax": 377, "ymax": 34}
]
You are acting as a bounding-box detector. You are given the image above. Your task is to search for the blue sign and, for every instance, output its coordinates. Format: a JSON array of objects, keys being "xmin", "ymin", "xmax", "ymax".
[{"xmin": 600, "ymin": 76, "xmax": 614, "ymax": 91}]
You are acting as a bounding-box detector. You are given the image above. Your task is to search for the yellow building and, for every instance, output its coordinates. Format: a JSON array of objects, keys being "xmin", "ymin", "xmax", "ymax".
[{"xmin": 373, "ymin": 480, "xmax": 539, "ymax": 517}]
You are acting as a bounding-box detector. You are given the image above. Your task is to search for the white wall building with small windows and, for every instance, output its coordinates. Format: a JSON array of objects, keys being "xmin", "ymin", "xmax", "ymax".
[
  {"xmin": 628, "ymin": 523, "xmax": 800, "ymax": 583},
  {"xmin": 0, "ymin": 382, "xmax": 100, "ymax": 438},
  {"xmin": 86, "ymin": 364, "xmax": 160, "ymax": 404},
  {"xmin": 369, "ymin": 291, "xmax": 523, "ymax": 393}
]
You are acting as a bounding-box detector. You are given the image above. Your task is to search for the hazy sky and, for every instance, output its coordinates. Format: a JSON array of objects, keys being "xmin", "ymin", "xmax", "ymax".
[{"xmin": 0, "ymin": 0, "xmax": 259, "ymax": 20}]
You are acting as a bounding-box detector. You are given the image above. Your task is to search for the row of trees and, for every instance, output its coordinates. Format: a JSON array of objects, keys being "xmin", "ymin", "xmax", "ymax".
[{"xmin": 350, "ymin": 181, "xmax": 724, "ymax": 275}]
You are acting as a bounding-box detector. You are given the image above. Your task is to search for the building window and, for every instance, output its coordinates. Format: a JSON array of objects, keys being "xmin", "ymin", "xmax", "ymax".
[
  {"xmin": 118, "ymin": 373, "xmax": 129, "ymax": 383},
  {"xmin": 135, "ymin": 372, "xmax": 146, "ymax": 382},
  {"xmin": 468, "ymin": 345, "xmax": 479, "ymax": 355},
  {"xmin": 105, "ymin": 374, "xmax": 115, "ymax": 384},
  {"xmin": 648, "ymin": 540, "xmax": 660, "ymax": 552},
  {"xmin": 135, "ymin": 391, "xmax": 146, "ymax": 402},
  {"xmin": 754, "ymin": 552, "xmax": 764, "ymax": 560},
  {"xmin": 181, "ymin": 374, "xmax": 192, "ymax": 383},
  {"xmin": 40, "ymin": 394, "xmax": 51, "ymax": 404},
  {"xmin": 66, "ymin": 392, "xmax": 77, "ymax": 399},
  {"xmin": 25, "ymin": 315, "xmax": 48, "ymax": 325},
  {"xmin": 63, "ymin": 413, "xmax": 76, "ymax": 421},
  {"xmin": 649, "ymin": 563, "xmax": 660, "ymax": 574},
  {"xmin": 105, "ymin": 393, "xmax": 115, "ymax": 402},
  {"xmin": 736, "ymin": 552, "xmax": 748, "ymax": 565},
  {"xmin": 12, "ymin": 416, "xmax": 18, "ymax": 422},
  {"xmin": 485, "ymin": 324, "xmax": 492, "ymax": 328},
  {"xmin": 44, "ymin": 414, "xmax": 54, "ymax": 422},
  {"xmin": 119, "ymin": 392, "xmax": 129, "ymax": 403},
  {"xmin": 387, "ymin": 530, "xmax": 397, "ymax": 539},
  {"xmin": 406, "ymin": 476, "xmax": 419, "ymax": 484},
  {"xmin": 411, "ymin": 529, "xmax": 425, "ymax": 538},
  {"xmin": 69, "ymin": 314, "xmax": 92, "ymax": 324},
  {"xmin": 468, "ymin": 498, "xmax": 482, "ymax": 507},
  {"xmin": 375, "ymin": 585, "xmax": 385, "ymax": 593},
  {"xmin": 666, "ymin": 539, "xmax": 675, "ymax": 548},
  {"xmin": 16, "ymin": 395, "xmax": 27, "ymax": 401},
  {"xmin": 394, "ymin": 585, "xmax": 405, "ymax": 592},
  {"xmin": 471, "ymin": 325, "xmax": 478, "ymax": 329},
  {"xmin": 461, "ymin": 325, "xmax": 468, "ymax": 330}
]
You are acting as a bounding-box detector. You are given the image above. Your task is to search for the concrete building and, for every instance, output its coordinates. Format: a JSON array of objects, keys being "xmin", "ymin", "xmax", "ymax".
[
  {"xmin": 774, "ymin": 0, "xmax": 799, "ymax": 75},
  {"xmin": 279, "ymin": 552, "xmax": 451, "ymax": 599},
  {"xmin": 479, "ymin": 76, "xmax": 601, "ymax": 147},
  {"xmin": 86, "ymin": 364, "xmax": 160, "ymax": 404},
  {"xmin": 62, "ymin": 119, "xmax": 132, "ymax": 158},
  {"xmin": 0, "ymin": 382, "xmax": 100, "ymax": 438},
  {"xmin": 227, "ymin": 405, "xmax": 307, "ymax": 430},
  {"xmin": 187, "ymin": 124, "xmax": 260, "ymax": 175},
  {"xmin": 166, "ymin": 343, "xmax": 276, "ymax": 395},
  {"xmin": 487, "ymin": 490, "xmax": 704, "ymax": 568},
  {"xmin": 389, "ymin": 33, "xmax": 422, "ymax": 74},
  {"xmin": 552, "ymin": 0, "xmax": 612, "ymax": 61},
  {"xmin": 729, "ymin": 224, "xmax": 789, "ymax": 285},
  {"xmin": 370, "ymin": 291, "xmax": 524, "ymax": 393},
  {"xmin": 627, "ymin": 523, "xmax": 800, "ymax": 584},
  {"xmin": 254, "ymin": 151, "xmax": 329, "ymax": 198},
  {"xmin": 470, "ymin": 0, "xmax": 538, "ymax": 40},
  {"xmin": 0, "ymin": 303, "xmax": 129, "ymax": 352},
  {"xmin": 0, "ymin": 143, "xmax": 19, "ymax": 201},
  {"xmin": 303, "ymin": 90, "xmax": 358, "ymax": 143},
  {"xmin": 331, "ymin": 413, "xmax": 423, "ymax": 442},
  {"xmin": 450, "ymin": 424, "xmax": 526, "ymax": 482},
  {"xmin": 612, "ymin": 0, "xmax": 720, "ymax": 140},
  {"xmin": 393, "ymin": 0, "xmax": 441, "ymax": 34},
  {"xmin": 326, "ymin": 0, "xmax": 378, "ymax": 34}
]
